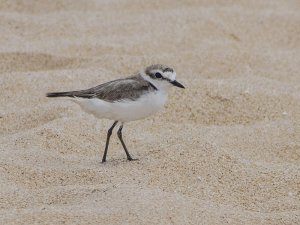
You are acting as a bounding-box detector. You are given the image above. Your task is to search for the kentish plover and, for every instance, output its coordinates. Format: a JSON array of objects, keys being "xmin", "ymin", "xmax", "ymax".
[{"xmin": 47, "ymin": 64, "xmax": 185, "ymax": 163}]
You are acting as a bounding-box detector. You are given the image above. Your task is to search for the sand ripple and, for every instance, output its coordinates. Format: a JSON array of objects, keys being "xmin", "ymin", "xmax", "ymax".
[{"xmin": 1, "ymin": 0, "xmax": 300, "ymax": 224}]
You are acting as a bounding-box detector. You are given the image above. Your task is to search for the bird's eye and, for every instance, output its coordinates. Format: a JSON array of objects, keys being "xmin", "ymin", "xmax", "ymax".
[{"xmin": 155, "ymin": 72, "xmax": 162, "ymax": 78}]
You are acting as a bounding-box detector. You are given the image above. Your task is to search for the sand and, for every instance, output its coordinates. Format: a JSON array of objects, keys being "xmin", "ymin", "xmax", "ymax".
[{"xmin": 1, "ymin": 0, "xmax": 300, "ymax": 224}]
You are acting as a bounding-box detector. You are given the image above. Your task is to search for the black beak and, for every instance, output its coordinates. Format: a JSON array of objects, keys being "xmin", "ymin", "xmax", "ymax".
[{"xmin": 171, "ymin": 80, "xmax": 185, "ymax": 88}]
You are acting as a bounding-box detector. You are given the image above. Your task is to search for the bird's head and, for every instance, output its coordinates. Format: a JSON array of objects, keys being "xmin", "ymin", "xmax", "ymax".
[{"xmin": 141, "ymin": 64, "xmax": 185, "ymax": 91}]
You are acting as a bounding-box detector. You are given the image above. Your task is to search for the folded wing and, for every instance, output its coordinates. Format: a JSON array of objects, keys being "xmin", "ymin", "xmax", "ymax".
[{"xmin": 46, "ymin": 75, "xmax": 156, "ymax": 102}]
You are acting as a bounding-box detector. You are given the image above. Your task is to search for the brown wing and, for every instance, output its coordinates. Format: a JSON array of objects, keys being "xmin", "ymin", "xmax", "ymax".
[{"xmin": 46, "ymin": 75, "xmax": 157, "ymax": 102}]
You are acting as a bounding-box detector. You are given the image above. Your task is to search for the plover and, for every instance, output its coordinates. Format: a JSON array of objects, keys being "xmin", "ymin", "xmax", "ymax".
[{"xmin": 47, "ymin": 64, "xmax": 185, "ymax": 163}]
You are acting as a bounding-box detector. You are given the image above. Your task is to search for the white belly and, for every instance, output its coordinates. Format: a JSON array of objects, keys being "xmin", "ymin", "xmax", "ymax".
[{"xmin": 73, "ymin": 91, "xmax": 168, "ymax": 122}]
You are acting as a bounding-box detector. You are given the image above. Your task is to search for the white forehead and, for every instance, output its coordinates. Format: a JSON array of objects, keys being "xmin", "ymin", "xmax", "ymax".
[
  {"xmin": 164, "ymin": 71, "xmax": 176, "ymax": 81},
  {"xmin": 153, "ymin": 69, "xmax": 176, "ymax": 81}
]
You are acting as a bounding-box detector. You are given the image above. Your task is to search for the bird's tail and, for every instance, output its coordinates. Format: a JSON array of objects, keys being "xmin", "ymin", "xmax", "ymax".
[{"xmin": 46, "ymin": 91, "xmax": 75, "ymax": 98}]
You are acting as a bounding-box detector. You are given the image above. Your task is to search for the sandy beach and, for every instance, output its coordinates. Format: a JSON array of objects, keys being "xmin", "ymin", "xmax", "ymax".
[{"xmin": 1, "ymin": 0, "xmax": 300, "ymax": 224}]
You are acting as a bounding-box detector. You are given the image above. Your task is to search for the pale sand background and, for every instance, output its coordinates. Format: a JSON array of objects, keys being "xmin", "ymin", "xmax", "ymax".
[{"xmin": 1, "ymin": 0, "xmax": 300, "ymax": 224}]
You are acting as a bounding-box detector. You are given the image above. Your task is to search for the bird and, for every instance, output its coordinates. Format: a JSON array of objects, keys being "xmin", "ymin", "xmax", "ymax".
[{"xmin": 46, "ymin": 64, "xmax": 185, "ymax": 163}]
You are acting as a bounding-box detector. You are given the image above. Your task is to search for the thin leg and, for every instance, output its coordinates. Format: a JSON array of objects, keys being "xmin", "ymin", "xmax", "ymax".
[
  {"xmin": 117, "ymin": 123, "xmax": 137, "ymax": 161},
  {"xmin": 102, "ymin": 121, "xmax": 118, "ymax": 163}
]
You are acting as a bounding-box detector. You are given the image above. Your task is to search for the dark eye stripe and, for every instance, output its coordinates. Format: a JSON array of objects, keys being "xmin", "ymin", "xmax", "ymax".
[{"xmin": 163, "ymin": 68, "xmax": 173, "ymax": 73}]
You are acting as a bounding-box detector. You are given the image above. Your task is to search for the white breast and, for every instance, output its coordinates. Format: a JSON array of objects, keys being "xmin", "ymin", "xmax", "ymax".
[{"xmin": 73, "ymin": 90, "xmax": 168, "ymax": 122}]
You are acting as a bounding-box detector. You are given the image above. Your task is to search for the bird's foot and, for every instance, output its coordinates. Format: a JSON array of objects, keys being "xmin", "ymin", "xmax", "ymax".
[{"xmin": 127, "ymin": 157, "xmax": 138, "ymax": 161}]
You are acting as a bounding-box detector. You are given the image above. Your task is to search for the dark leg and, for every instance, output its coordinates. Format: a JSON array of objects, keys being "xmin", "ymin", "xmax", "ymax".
[
  {"xmin": 117, "ymin": 123, "xmax": 136, "ymax": 161},
  {"xmin": 102, "ymin": 121, "xmax": 118, "ymax": 163}
]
